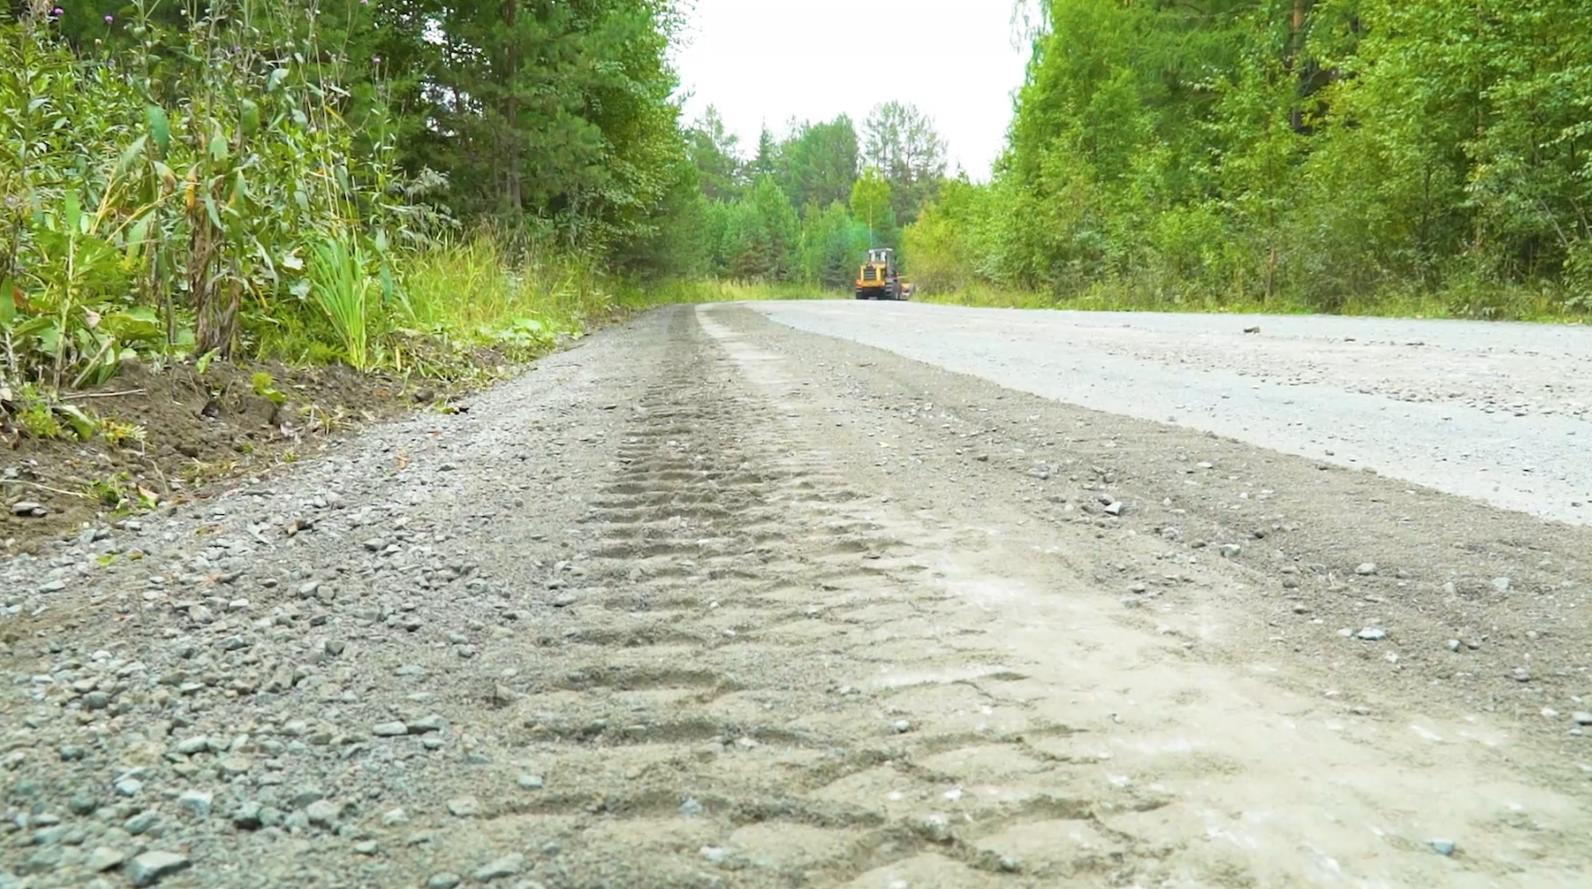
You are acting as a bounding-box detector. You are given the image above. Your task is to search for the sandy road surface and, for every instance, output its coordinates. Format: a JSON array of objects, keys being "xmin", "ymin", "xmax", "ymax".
[
  {"xmin": 753, "ymin": 302, "xmax": 1592, "ymax": 525},
  {"xmin": 4, "ymin": 305, "xmax": 1592, "ymax": 888}
]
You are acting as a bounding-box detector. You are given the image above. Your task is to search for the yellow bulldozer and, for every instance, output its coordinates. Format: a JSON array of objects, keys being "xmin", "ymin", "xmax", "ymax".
[{"xmin": 854, "ymin": 248, "xmax": 913, "ymax": 301}]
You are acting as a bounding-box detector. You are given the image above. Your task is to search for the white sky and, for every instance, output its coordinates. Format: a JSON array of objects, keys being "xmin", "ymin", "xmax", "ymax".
[{"xmin": 672, "ymin": 0, "xmax": 1031, "ymax": 181}]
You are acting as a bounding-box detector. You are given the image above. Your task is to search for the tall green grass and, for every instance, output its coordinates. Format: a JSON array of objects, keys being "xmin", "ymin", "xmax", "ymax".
[{"xmin": 308, "ymin": 237, "xmax": 376, "ymax": 371}]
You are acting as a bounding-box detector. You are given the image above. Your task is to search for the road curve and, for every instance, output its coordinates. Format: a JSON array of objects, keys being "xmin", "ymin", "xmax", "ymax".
[{"xmin": 751, "ymin": 301, "xmax": 1592, "ymax": 525}]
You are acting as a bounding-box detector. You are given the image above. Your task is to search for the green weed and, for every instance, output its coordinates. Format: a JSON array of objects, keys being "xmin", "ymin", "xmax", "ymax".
[
  {"xmin": 87, "ymin": 473, "xmax": 130, "ymax": 509},
  {"xmin": 100, "ymin": 418, "xmax": 148, "ymax": 449},
  {"xmin": 251, "ymin": 372, "xmax": 288, "ymax": 406},
  {"xmin": 309, "ymin": 237, "xmax": 376, "ymax": 371}
]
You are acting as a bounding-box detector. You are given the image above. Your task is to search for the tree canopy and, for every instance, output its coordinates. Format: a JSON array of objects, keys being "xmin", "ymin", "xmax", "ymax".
[{"xmin": 903, "ymin": 0, "xmax": 1592, "ymax": 313}]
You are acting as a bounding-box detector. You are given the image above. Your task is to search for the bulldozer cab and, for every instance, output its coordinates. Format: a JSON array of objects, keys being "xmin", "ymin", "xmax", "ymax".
[{"xmin": 866, "ymin": 248, "xmax": 896, "ymax": 275}]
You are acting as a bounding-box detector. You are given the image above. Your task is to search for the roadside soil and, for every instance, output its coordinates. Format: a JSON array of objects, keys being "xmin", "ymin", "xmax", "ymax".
[
  {"xmin": 2, "ymin": 305, "xmax": 1590, "ymax": 888},
  {"xmin": 2, "ymin": 357, "xmax": 494, "ymax": 554}
]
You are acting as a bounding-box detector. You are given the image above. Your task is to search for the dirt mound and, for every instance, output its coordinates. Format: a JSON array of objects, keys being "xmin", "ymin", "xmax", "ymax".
[{"xmin": 1, "ymin": 359, "xmax": 417, "ymax": 552}]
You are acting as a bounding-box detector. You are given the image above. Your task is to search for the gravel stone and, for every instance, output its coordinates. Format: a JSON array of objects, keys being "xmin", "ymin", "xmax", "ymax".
[
  {"xmin": 126, "ymin": 851, "xmax": 190, "ymax": 886},
  {"xmin": 85, "ymin": 847, "xmax": 127, "ymax": 872},
  {"xmin": 178, "ymin": 790, "xmax": 213, "ymax": 819},
  {"xmin": 447, "ymin": 796, "xmax": 481, "ymax": 818},
  {"xmin": 305, "ymin": 799, "xmax": 340, "ymax": 827},
  {"xmin": 471, "ymin": 853, "xmax": 525, "ymax": 883}
]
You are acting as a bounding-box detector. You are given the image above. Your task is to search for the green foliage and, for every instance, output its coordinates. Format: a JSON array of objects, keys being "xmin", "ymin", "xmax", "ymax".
[
  {"xmin": 409, "ymin": 0, "xmax": 688, "ymax": 257},
  {"xmin": 100, "ymin": 417, "xmax": 147, "ymax": 449},
  {"xmin": 862, "ymin": 102, "xmax": 947, "ymax": 224},
  {"xmin": 18, "ymin": 397, "xmax": 62, "ymax": 439},
  {"xmin": 88, "ymin": 472, "xmax": 130, "ymax": 509},
  {"xmin": 800, "ymin": 203, "xmax": 872, "ymax": 289},
  {"xmin": 913, "ymin": 0, "xmax": 1592, "ymax": 315},
  {"xmin": 392, "ymin": 232, "xmax": 636, "ymax": 373},
  {"xmin": 0, "ymin": 0, "xmax": 431, "ymax": 389},
  {"xmin": 308, "ymin": 237, "xmax": 376, "ymax": 371},
  {"xmin": 903, "ymin": 179, "xmax": 992, "ymax": 294},
  {"xmin": 684, "ymin": 108, "xmax": 934, "ymax": 285},
  {"xmin": 250, "ymin": 372, "xmax": 287, "ymax": 407},
  {"xmin": 686, "ymin": 107, "xmax": 745, "ymax": 202},
  {"xmin": 778, "ymin": 116, "xmax": 860, "ymax": 210},
  {"xmin": 850, "ymin": 170, "xmax": 897, "ymax": 246},
  {"xmin": 2, "ymin": 0, "xmax": 701, "ymax": 395}
]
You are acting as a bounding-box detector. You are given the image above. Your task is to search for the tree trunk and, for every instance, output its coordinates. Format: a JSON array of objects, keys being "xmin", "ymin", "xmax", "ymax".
[
  {"xmin": 1288, "ymin": 0, "xmax": 1309, "ymax": 132},
  {"xmin": 501, "ymin": 0, "xmax": 522, "ymax": 213}
]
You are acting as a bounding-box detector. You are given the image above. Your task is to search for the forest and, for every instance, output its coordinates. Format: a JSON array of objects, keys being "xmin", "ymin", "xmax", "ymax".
[
  {"xmin": 3, "ymin": 0, "xmax": 1590, "ymax": 406},
  {"xmin": 911, "ymin": 0, "xmax": 1592, "ymax": 317}
]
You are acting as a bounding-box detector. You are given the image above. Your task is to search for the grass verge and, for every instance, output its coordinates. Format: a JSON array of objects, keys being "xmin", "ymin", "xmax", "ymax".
[{"xmin": 918, "ymin": 281, "xmax": 1590, "ymax": 323}]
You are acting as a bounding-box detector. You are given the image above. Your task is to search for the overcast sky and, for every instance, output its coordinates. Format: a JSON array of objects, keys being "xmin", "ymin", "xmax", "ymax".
[{"xmin": 672, "ymin": 0, "xmax": 1031, "ymax": 180}]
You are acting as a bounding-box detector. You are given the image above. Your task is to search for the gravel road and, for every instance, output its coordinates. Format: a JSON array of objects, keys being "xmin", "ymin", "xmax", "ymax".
[
  {"xmin": 753, "ymin": 302, "xmax": 1592, "ymax": 525},
  {"xmin": 4, "ymin": 304, "xmax": 1592, "ymax": 888}
]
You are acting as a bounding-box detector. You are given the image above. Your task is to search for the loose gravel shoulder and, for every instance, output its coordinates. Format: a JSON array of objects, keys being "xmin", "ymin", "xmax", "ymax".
[{"xmin": 3, "ymin": 305, "xmax": 1591, "ymax": 889}]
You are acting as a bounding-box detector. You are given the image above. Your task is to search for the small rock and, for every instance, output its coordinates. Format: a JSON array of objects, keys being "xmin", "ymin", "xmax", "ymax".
[
  {"xmin": 86, "ymin": 847, "xmax": 127, "ymax": 872},
  {"xmin": 231, "ymin": 802, "xmax": 263, "ymax": 831},
  {"xmin": 125, "ymin": 851, "xmax": 190, "ymax": 886},
  {"xmin": 1355, "ymin": 563, "xmax": 1378, "ymax": 576},
  {"xmin": 517, "ymin": 774, "xmax": 545, "ymax": 791},
  {"xmin": 472, "ymin": 853, "xmax": 525, "ymax": 882},
  {"xmin": 218, "ymin": 755, "xmax": 252, "ymax": 776},
  {"xmin": 1356, "ymin": 628, "xmax": 1387, "ymax": 641},
  {"xmin": 305, "ymin": 799, "xmax": 339, "ymax": 827},
  {"xmin": 1572, "ymin": 712, "xmax": 1592, "ymax": 726},
  {"xmin": 891, "ymin": 719, "xmax": 912, "ymax": 734},
  {"xmin": 1492, "ymin": 577, "xmax": 1512, "ymax": 594},
  {"xmin": 172, "ymin": 736, "xmax": 210, "ymax": 756},
  {"xmin": 178, "ymin": 790, "xmax": 213, "ymax": 819},
  {"xmin": 1219, "ymin": 543, "xmax": 1242, "ymax": 559},
  {"xmin": 428, "ymin": 875, "xmax": 463, "ymax": 889},
  {"xmin": 408, "ymin": 715, "xmax": 447, "ymax": 735},
  {"xmin": 10, "ymin": 501, "xmax": 47, "ymax": 518},
  {"xmin": 1511, "ymin": 667, "xmax": 1532, "ymax": 683},
  {"xmin": 447, "ymin": 796, "xmax": 480, "ymax": 818},
  {"xmin": 125, "ymin": 810, "xmax": 160, "ymax": 836},
  {"xmin": 1430, "ymin": 839, "xmax": 1456, "ymax": 857},
  {"xmin": 68, "ymin": 794, "xmax": 97, "ymax": 816},
  {"xmin": 1446, "ymin": 639, "xmax": 1462, "ymax": 652},
  {"xmin": 1103, "ymin": 501, "xmax": 1124, "ymax": 517},
  {"xmin": 353, "ymin": 840, "xmax": 379, "ymax": 856},
  {"xmin": 371, "ymin": 721, "xmax": 409, "ymax": 737}
]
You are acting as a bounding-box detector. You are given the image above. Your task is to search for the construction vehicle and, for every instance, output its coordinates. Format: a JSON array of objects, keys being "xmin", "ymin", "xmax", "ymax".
[{"xmin": 854, "ymin": 248, "xmax": 914, "ymax": 301}]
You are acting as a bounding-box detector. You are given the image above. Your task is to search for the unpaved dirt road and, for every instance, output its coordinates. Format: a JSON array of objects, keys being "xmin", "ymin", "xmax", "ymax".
[{"xmin": 5, "ymin": 304, "xmax": 1592, "ymax": 889}]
